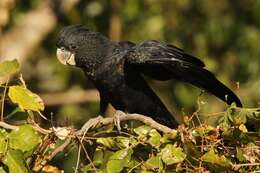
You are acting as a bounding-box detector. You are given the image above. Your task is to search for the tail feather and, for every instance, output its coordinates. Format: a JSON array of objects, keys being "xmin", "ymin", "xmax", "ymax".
[{"xmin": 168, "ymin": 65, "xmax": 242, "ymax": 107}]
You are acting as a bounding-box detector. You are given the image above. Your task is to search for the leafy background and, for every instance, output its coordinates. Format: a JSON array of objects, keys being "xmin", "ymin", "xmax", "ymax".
[{"xmin": 0, "ymin": 0, "xmax": 259, "ymax": 172}]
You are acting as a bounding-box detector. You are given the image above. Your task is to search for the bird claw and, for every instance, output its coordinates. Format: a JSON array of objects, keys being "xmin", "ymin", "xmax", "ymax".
[
  {"xmin": 113, "ymin": 110, "xmax": 126, "ymax": 132},
  {"xmin": 79, "ymin": 115, "xmax": 103, "ymax": 134}
]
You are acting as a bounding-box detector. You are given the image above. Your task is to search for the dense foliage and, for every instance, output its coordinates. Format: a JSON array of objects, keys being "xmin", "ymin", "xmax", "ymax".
[{"xmin": 0, "ymin": 60, "xmax": 259, "ymax": 173}]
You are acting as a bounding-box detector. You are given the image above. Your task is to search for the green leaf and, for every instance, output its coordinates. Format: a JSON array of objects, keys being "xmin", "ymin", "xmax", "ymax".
[
  {"xmin": 3, "ymin": 149, "xmax": 28, "ymax": 173},
  {"xmin": 8, "ymin": 85, "xmax": 44, "ymax": 112},
  {"xmin": 145, "ymin": 155, "xmax": 163, "ymax": 170},
  {"xmin": 201, "ymin": 149, "xmax": 231, "ymax": 167},
  {"xmin": 97, "ymin": 137, "xmax": 133, "ymax": 149},
  {"xmin": 148, "ymin": 129, "xmax": 161, "ymax": 148},
  {"xmin": 100, "ymin": 150, "xmax": 114, "ymax": 171},
  {"xmin": 201, "ymin": 149, "xmax": 219, "ymax": 163},
  {"xmin": 93, "ymin": 148, "xmax": 104, "ymax": 166},
  {"xmin": 9, "ymin": 125, "xmax": 41, "ymax": 152},
  {"xmin": 218, "ymin": 155, "xmax": 231, "ymax": 168},
  {"xmin": 160, "ymin": 144, "xmax": 186, "ymax": 165},
  {"xmin": 0, "ymin": 59, "xmax": 19, "ymax": 77},
  {"xmin": 107, "ymin": 160, "xmax": 126, "ymax": 173},
  {"xmin": 106, "ymin": 148, "xmax": 133, "ymax": 173},
  {"xmin": 128, "ymin": 159, "xmax": 140, "ymax": 172},
  {"xmin": 0, "ymin": 129, "xmax": 8, "ymax": 155},
  {"xmin": 236, "ymin": 148, "xmax": 246, "ymax": 162},
  {"xmin": 97, "ymin": 137, "xmax": 117, "ymax": 149},
  {"xmin": 234, "ymin": 109, "xmax": 248, "ymax": 124},
  {"xmin": 109, "ymin": 148, "xmax": 133, "ymax": 161},
  {"xmin": 133, "ymin": 125, "xmax": 152, "ymax": 137},
  {"xmin": 0, "ymin": 167, "xmax": 6, "ymax": 173},
  {"xmin": 163, "ymin": 130, "xmax": 178, "ymax": 140},
  {"xmin": 115, "ymin": 137, "xmax": 130, "ymax": 148}
]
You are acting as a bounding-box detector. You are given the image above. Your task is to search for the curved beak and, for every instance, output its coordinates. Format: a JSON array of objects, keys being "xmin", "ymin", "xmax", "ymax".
[{"xmin": 56, "ymin": 48, "xmax": 76, "ymax": 65}]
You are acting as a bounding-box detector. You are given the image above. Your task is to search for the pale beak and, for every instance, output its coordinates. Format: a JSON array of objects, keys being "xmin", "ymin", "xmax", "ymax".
[{"xmin": 56, "ymin": 48, "xmax": 76, "ymax": 65}]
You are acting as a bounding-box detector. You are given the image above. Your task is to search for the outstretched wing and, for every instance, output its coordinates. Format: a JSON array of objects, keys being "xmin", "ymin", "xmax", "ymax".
[{"xmin": 125, "ymin": 40, "xmax": 242, "ymax": 107}]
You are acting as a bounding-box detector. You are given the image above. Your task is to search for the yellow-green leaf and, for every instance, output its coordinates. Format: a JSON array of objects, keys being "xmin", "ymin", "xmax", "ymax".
[
  {"xmin": 0, "ymin": 167, "xmax": 6, "ymax": 173},
  {"xmin": 0, "ymin": 129, "xmax": 8, "ymax": 155},
  {"xmin": 0, "ymin": 59, "xmax": 19, "ymax": 77},
  {"xmin": 160, "ymin": 144, "xmax": 186, "ymax": 165},
  {"xmin": 133, "ymin": 125, "xmax": 152, "ymax": 137},
  {"xmin": 8, "ymin": 85, "xmax": 44, "ymax": 111},
  {"xmin": 107, "ymin": 160, "xmax": 125, "ymax": 173},
  {"xmin": 148, "ymin": 129, "xmax": 161, "ymax": 148},
  {"xmin": 201, "ymin": 149, "xmax": 219, "ymax": 163},
  {"xmin": 109, "ymin": 148, "xmax": 133, "ymax": 161},
  {"xmin": 115, "ymin": 137, "xmax": 131, "ymax": 148},
  {"xmin": 106, "ymin": 148, "xmax": 133, "ymax": 173},
  {"xmin": 145, "ymin": 155, "xmax": 163, "ymax": 170},
  {"xmin": 93, "ymin": 148, "xmax": 104, "ymax": 166},
  {"xmin": 9, "ymin": 125, "xmax": 41, "ymax": 152},
  {"xmin": 97, "ymin": 137, "xmax": 117, "ymax": 149},
  {"xmin": 3, "ymin": 149, "xmax": 28, "ymax": 173},
  {"xmin": 236, "ymin": 148, "xmax": 246, "ymax": 162},
  {"xmin": 201, "ymin": 149, "xmax": 231, "ymax": 167}
]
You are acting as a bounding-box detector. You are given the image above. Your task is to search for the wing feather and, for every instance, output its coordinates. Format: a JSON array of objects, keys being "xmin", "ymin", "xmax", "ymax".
[{"xmin": 125, "ymin": 40, "xmax": 242, "ymax": 107}]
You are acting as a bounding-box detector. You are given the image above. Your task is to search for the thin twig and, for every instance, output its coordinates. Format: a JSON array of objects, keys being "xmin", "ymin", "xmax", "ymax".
[
  {"xmin": 74, "ymin": 144, "xmax": 81, "ymax": 173},
  {"xmin": 28, "ymin": 119, "xmax": 52, "ymax": 135},
  {"xmin": 232, "ymin": 163, "xmax": 260, "ymax": 167},
  {"xmin": 47, "ymin": 138, "xmax": 71, "ymax": 161},
  {"xmin": 33, "ymin": 137, "xmax": 72, "ymax": 172},
  {"xmin": 127, "ymin": 162, "xmax": 142, "ymax": 173},
  {"xmin": 0, "ymin": 121, "xmax": 18, "ymax": 130},
  {"xmin": 77, "ymin": 117, "xmax": 98, "ymax": 172},
  {"xmin": 202, "ymin": 111, "xmax": 226, "ymax": 117},
  {"xmin": 79, "ymin": 139, "xmax": 98, "ymax": 173},
  {"xmin": 189, "ymin": 96, "xmax": 202, "ymax": 124}
]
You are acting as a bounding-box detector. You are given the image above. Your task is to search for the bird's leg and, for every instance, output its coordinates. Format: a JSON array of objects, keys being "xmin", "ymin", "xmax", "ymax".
[
  {"xmin": 99, "ymin": 94, "xmax": 109, "ymax": 115},
  {"xmin": 79, "ymin": 116, "xmax": 103, "ymax": 134},
  {"xmin": 113, "ymin": 110, "xmax": 127, "ymax": 132},
  {"xmin": 75, "ymin": 94, "xmax": 108, "ymax": 135}
]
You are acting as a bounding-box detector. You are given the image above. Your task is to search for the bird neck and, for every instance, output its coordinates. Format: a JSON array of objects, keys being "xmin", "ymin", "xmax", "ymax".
[{"xmin": 75, "ymin": 36, "xmax": 113, "ymax": 77}]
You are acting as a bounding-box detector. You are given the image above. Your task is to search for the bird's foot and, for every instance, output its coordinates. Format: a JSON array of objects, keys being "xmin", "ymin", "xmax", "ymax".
[
  {"xmin": 113, "ymin": 110, "xmax": 127, "ymax": 132},
  {"xmin": 79, "ymin": 115, "xmax": 103, "ymax": 135}
]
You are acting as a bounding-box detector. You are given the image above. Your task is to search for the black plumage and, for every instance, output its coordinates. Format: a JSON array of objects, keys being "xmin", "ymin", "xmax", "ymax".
[{"xmin": 56, "ymin": 25, "xmax": 242, "ymax": 128}]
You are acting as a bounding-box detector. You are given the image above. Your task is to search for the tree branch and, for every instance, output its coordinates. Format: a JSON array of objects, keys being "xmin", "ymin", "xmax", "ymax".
[
  {"xmin": 78, "ymin": 111, "xmax": 175, "ymax": 135},
  {"xmin": 0, "ymin": 121, "xmax": 18, "ymax": 130},
  {"xmin": 1, "ymin": 111, "xmax": 176, "ymax": 171}
]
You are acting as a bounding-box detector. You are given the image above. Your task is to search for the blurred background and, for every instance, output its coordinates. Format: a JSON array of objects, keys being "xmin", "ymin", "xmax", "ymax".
[{"xmin": 1, "ymin": 0, "xmax": 260, "ymax": 126}]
